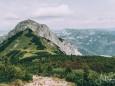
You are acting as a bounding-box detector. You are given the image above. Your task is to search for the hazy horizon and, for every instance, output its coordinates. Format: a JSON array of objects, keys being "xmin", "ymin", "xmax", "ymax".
[{"xmin": 1, "ymin": 27, "xmax": 115, "ymax": 36}]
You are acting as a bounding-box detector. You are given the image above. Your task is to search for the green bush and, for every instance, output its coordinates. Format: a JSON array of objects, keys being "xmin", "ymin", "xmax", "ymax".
[
  {"xmin": 64, "ymin": 66, "xmax": 73, "ymax": 75},
  {"xmin": 0, "ymin": 64, "xmax": 32, "ymax": 83},
  {"xmin": 0, "ymin": 64, "xmax": 24, "ymax": 82},
  {"xmin": 66, "ymin": 73, "xmax": 76, "ymax": 82},
  {"xmin": 53, "ymin": 68, "xmax": 64, "ymax": 78},
  {"xmin": 10, "ymin": 79, "xmax": 24, "ymax": 86},
  {"xmin": 53, "ymin": 68, "xmax": 64, "ymax": 75},
  {"xmin": 83, "ymin": 65, "xmax": 90, "ymax": 81},
  {"xmin": 42, "ymin": 64, "xmax": 53, "ymax": 76},
  {"xmin": 22, "ymin": 71, "xmax": 32, "ymax": 81}
]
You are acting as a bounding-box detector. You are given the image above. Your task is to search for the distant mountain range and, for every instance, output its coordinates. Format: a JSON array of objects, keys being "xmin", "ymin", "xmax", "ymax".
[
  {"xmin": 0, "ymin": 20, "xmax": 81, "ymax": 58},
  {"xmin": 56, "ymin": 29, "xmax": 115, "ymax": 56}
]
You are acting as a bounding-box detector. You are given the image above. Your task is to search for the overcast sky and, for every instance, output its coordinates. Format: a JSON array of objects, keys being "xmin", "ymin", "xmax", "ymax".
[{"xmin": 0, "ymin": 0, "xmax": 115, "ymax": 35}]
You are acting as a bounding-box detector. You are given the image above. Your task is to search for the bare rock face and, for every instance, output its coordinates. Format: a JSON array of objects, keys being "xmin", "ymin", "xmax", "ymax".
[{"xmin": 4, "ymin": 19, "xmax": 81, "ymax": 55}]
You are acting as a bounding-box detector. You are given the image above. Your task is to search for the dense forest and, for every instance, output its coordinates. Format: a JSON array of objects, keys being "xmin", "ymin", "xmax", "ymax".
[{"xmin": 0, "ymin": 55, "xmax": 115, "ymax": 86}]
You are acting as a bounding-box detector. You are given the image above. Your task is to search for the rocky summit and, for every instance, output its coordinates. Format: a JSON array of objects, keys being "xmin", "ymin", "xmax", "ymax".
[{"xmin": 0, "ymin": 19, "xmax": 81, "ymax": 56}]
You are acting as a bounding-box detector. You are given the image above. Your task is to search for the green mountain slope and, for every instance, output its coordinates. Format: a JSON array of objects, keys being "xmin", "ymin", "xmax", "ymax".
[{"xmin": 0, "ymin": 28, "xmax": 64, "ymax": 59}]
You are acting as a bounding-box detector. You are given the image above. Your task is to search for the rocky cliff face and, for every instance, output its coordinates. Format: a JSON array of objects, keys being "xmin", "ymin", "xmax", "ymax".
[{"xmin": 2, "ymin": 19, "xmax": 81, "ymax": 55}]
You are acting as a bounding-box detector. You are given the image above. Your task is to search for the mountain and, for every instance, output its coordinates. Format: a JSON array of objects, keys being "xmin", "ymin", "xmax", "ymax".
[
  {"xmin": 57, "ymin": 29, "xmax": 115, "ymax": 56},
  {"xmin": 0, "ymin": 37, "xmax": 1, "ymax": 44},
  {"xmin": 0, "ymin": 36, "xmax": 5, "ymax": 44},
  {"xmin": 0, "ymin": 20, "xmax": 81, "ymax": 58}
]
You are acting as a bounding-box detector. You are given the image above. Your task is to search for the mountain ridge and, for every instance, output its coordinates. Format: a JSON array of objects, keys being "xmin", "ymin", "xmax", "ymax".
[
  {"xmin": 0, "ymin": 19, "xmax": 81, "ymax": 56},
  {"xmin": 57, "ymin": 28, "xmax": 115, "ymax": 56}
]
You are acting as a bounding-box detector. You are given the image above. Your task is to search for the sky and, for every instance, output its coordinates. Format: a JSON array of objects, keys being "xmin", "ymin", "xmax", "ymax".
[{"xmin": 1, "ymin": 0, "xmax": 115, "ymax": 35}]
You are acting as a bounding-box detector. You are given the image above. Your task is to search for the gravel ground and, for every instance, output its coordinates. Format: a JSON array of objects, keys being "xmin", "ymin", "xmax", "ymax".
[{"xmin": 24, "ymin": 76, "xmax": 75, "ymax": 86}]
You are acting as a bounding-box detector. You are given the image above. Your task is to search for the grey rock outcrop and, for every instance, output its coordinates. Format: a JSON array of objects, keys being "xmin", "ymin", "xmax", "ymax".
[{"xmin": 2, "ymin": 19, "xmax": 81, "ymax": 55}]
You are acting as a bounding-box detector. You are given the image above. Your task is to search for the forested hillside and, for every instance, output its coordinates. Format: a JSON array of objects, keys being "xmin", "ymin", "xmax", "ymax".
[{"xmin": 0, "ymin": 55, "xmax": 115, "ymax": 86}]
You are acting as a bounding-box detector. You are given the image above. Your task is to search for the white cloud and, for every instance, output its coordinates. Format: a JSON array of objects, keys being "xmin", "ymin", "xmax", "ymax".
[
  {"xmin": 0, "ymin": 0, "xmax": 74, "ymax": 34},
  {"xmin": 0, "ymin": 2, "xmax": 74, "ymax": 20},
  {"xmin": 30, "ymin": 5, "xmax": 74, "ymax": 19}
]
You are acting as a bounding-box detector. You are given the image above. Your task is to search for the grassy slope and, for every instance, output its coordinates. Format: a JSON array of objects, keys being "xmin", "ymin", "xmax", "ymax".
[{"xmin": 0, "ymin": 29, "xmax": 63, "ymax": 59}]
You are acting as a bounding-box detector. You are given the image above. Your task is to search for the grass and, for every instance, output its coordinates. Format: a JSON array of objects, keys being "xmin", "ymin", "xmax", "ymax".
[
  {"xmin": 0, "ymin": 29, "xmax": 64, "ymax": 59},
  {"xmin": 0, "ymin": 84, "xmax": 9, "ymax": 86}
]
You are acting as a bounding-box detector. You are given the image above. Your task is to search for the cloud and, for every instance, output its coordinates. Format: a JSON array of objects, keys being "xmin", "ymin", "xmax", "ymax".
[
  {"xmin": 3, "ymin": 4, "xmax": 74, "ymax": 20},
  {"xmin": 1, "ymin": 0, "xmax": 115, "ymax": 36},
  {"xmin": 30, "ymin": 5, "xmax": 74, "ymax": 19},
  {"xmin": 4, "ymin": 13, "xmax": 20, "ymax": 20}
]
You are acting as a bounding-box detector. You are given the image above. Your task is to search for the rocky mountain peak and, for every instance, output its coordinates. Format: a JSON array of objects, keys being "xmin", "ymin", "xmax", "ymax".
[
  {"xmin": 13, "ymin": 19, "xmax": 49, "ymax": 35},
  {"xmin": 16, "ymin": 19, "xmax": 47, "ymax": 29},
  {"xmin": 1, "ymin": 19, "xmax": 81, "ymax": 55}
]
